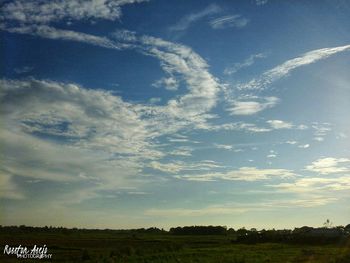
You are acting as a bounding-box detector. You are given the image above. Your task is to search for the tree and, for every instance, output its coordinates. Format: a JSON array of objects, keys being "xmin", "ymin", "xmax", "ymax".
[{"xmin": 323, "ymin": 219, "xmax": 333, "ymax": 228}]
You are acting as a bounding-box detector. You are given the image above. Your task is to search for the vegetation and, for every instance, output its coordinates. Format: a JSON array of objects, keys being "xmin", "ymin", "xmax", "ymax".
[{"xmin": 1, "ymin": 224, "xmax": 350, "ymax": 262}]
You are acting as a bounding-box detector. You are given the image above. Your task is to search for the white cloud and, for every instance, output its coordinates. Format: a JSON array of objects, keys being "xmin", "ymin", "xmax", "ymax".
[
  {"xmin": 14, "ymin": 66, "xmax": 33, "ymax": 74},
  {"xmin": 256, "ymin": 0, "xmax": 268, "ymax": 6},
  {"xmin": 298, "ymin": 144, "xmax": 310, "ymax": 149},
  {"xmin": 313, "ymin": 137, "xmax": 324, "ymax": 142},
  {"xmin": 267, "ymin": 120, "xmax": 293, "ymax": 129},
  {"xmin": 212, "ymin": 120, "xmax": 307, "ymax": 133},
  {"xmin": 149, "ymin": 97, "xmax": 162, "ymax": 104},
  {"xmin": 169, "ymin": 146, "xmax": 193, "ymax": 156},
  {"xmin": 227, "ymin": 96, "xmax": 279, "ymax": 115},
  {"xmin": 0, "ymin": 0, "xmax": 148, "ymax": 24},
  {"xmin": 1, "ymin": 79, "xmax": 163, "ymax": 157},
  {"xmin": 265, "ymin": 196, "xmax": 338, "ymax": 208},
  {"xmin": 214, "ymin": 143, "xmax": 234, "ymax": 150},
  {"xmin": 1, "ymin": 24, "xmax": 124, "ymax": 49},
  {"xmin": 337, "ymin": 132, "xmax": 348, "ymax": 139},
  {"xmin": 297, "ymin": 124, "xmax": 308, "ymax": 130},
  {"xmin": 167, "ymin": 138, "xmax": 188, "ymax": 143},
  {"xmin": 0, "ymin": 172, "xmax": 24, "ymax": 200},
  {"xmin": 168, "ymin": 5, "xmax": 248, "ymax": 34},
  {"xmin": 149, "ymin": 161, "xmax": 184, "ymax": 173},
  {"xmin": 149, "ymin": 160, "xmax": 222, "ymax": 174},
  {"xmin": 0, "ymin": 78, "xmax": 163, "ymax": 200},
  {"xmin": 136, "ymin": 34, "xmax": 221, "ymax": 127},
  {"xmin": 210, "ymin": 122, "xmax": 271, "ymax": 133},
  {"xmin": 209, "ymin": 15, "xmax": 249, "ymax": 29},
  {"xmin": 175, "ymin": 167, "xmax": 295, "ymax": 182},
  {"xmin": 267, "ymin": 154, "xmax": 277, "ymax": 158},
  {"xmin": 152, "ymin": 77, "xmax": 179, "ymax": 91},
  {"xmin": 224, "ymin": 53, "xmax": 266, "ymax": 75},
  {"xmin": 2, "ymin": 23, "xmax": 221, "ymax": 134},
  {"xmin": 239, "ymin": 45, "xmax": 350, "ymax": 90},
  {"xmin": 168, "ymin": 4, "xmax": 221, "ymax": 32},
  {"xmin": 286, "ymin": 140, "xmax": 298, "ymax": 145},
  {"xmin": 113, "ymin": 32, "xmax": 221, "ymax": 130},
  {"xmin": 311, "ymin": 122, "xmax": 332, "ymax": 141},
  {"xmin": 305, "ymin": 157, "xmax": 350, "ymax": 174},
  {"xmin": 269, "ymin": 176, "xmax": 350, "ymax": 193}
]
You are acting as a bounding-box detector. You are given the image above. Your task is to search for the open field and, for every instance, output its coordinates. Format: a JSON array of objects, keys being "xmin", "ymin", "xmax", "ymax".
[{"xmin": 1, "ymin": 227, "xmax": 349, "ymax": 263}]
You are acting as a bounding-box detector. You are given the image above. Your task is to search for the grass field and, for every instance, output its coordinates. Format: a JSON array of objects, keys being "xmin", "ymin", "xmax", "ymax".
[{"xmin": 1, "ymin": 229, "xmax": 350, "ymax": 263}]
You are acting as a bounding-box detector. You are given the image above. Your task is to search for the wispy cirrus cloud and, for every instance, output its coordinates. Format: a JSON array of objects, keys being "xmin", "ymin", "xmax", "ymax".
[
  {"xmin": 135, "ymin": 34, "xmax": 221, "ymax": 127},
  {"xmin": 1, "ymin": 24, "xmax": 125, "ymax": 49},
  {"xmin": 267, "ymin": 120, "xmax": 293, "ymax": 129},
  {"xmin": 0, "ymin": 0, "xmax": 148, "ymax": 24},
  {"xmin": 224, "ymin": 53, "xmax": 266, "ymax": 75},
  {"xmin": 267, "ymin": 150, "xmax": 277, "ymax": 158},
  {"xmin": 175, "ymin": 167, "xmax": 295, "ymax": 182},
  {"xmin": 209, "ymin": 15, "xmax": 249, "ymax": 29},
  {"xmin": 223, "ymin": 45, "xmax": 350, "ymax": 125},
  {"xmin": 152, "ymin": 76, "xmax": 179, "ymax": 91},
  {"xmin": 311, "ymin": 122, "xmax": 332, "ymax": 142},
  {"xmin": 213, "ymin": 143, "xmax": 234, "ymax": 150},
  {"xmin": 210, "ymin": 122, "xmax": 272, "ymax": 133},
  {"xmin": 168, "ymin": 4, "xmax": 221, "ymax": 32},
  {"xmin": 266, "ymin": 120, "xmax": 307, "ymax": 130},
  {"xmin": 1, "ymin": 23, "xmax": 221, "ymax": 132},
  {"xmin": 275, "ymin": 196, "xmax": 338, "ymax": 207},
  {"xmin": 269, "ymin": 176, "xmax": 350, "ymax": 193},
  {"xmin": 0, "ymin": 22, "xmax": 223, "ymax": 201},
  {"xmin": 256, "ymin": 0, "xmax": 268, "ymax": 6},
  {"xmin": 227, "ymin": 96, "xmax": 279, "ymax": 115},
  {"xmin": 0, "ymin": 74, "xmax": 220, "ymax": 201},
  {"xmin": 267, "ymin": 158, "xmax": 350, "ymax": 197},
  {"xmin": 238, "ymin": 45, "xmax": 350, "ymax": 90},
  {"xmin": 168, "ymin": 4, "xmax": 248, "ymax": 34},
  {"xmin": 169, "ymin": 146, "xmax": 193, "ymax": 157},
  {"xmin": 149, "ymin": 160, "xmax": 222, "ymax": 174},
  {"xmin": 0, "ymin": 78, "xmax": 160, "ymax": 200},
  {"xmin": 14, "ymin": 66, "xmax": 34, "ymax": 74},
  {"xmin": 285, "ymin": 140, "xmax": 298, "ymax": 145}
]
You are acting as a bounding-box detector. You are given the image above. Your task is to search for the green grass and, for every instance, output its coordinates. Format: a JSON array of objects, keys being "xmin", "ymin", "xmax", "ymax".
[{"xmin": 1, "ymin": 231, "xmax": 349, "ymax": 262}]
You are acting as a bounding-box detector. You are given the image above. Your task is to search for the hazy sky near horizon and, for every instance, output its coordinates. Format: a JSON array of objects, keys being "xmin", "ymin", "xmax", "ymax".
[{"xmin": 1, "ymin": 0, "xmax": 350, "ymax": 229}]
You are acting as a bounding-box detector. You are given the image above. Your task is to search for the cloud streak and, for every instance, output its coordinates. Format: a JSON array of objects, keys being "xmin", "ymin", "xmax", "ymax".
[
  {"xmin": 209, "ymin": 15, "xmax": 249, "ymax": 29},
  {"xmin": 224, "ymin": 53, "xmax": 266, "ymax": 75},
  {"xmin": 168, "ymin": 4, "xmax": 221, "ymax": 32},
  {"xmin": 1, "ymin": 23, "xmax": 221, "ymax": 133},
  {"xmin": 149, "ymin": 160, "xmax": 222, "ymax": 174},
  {"xmin": 269, "ymin": 176, "xmax": 350, "ymax": 193},
  {"xmin": 267, "ymin": 120, "xmax": 293, "ymax": 129},
  {"xmin": 227, "ymin": 96, "xmax": 279, "ymax": 115},
  {"xmin": 0, "ymin": 0, "xmax": 148, "ymax": 24},
  {"xmin": 175, "ymin": 167, "xmax": 295, "ymax": 182},
  {"xmin": 239, "ymin": 45, "xmax": 350, "ymax": 90},
  {"xmin": 1, "ymin": 24, "xmax": 125, "ymax": 49}
]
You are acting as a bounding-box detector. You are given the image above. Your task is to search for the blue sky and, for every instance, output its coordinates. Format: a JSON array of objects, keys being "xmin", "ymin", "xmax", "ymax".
[{"xmin": 1, "ymin": 0, "xmax": 350, "ymax": 229}]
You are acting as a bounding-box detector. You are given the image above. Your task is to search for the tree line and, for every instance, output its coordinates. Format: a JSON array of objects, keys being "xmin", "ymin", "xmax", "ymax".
[{"xmin": 1, "ymin": 224, "xmax": 350, "ymax": 244}]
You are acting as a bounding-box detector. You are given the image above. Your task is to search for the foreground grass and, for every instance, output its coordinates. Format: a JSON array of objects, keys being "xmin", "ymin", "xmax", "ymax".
[{"xmin": 1, "ymin": 230, "xmax": 349, "ymax": 262}]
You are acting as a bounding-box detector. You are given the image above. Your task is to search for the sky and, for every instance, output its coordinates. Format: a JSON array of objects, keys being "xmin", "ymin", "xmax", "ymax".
[{"xmin": 1, "ymin": 0, "xmax": 350, "ymax": 230}]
